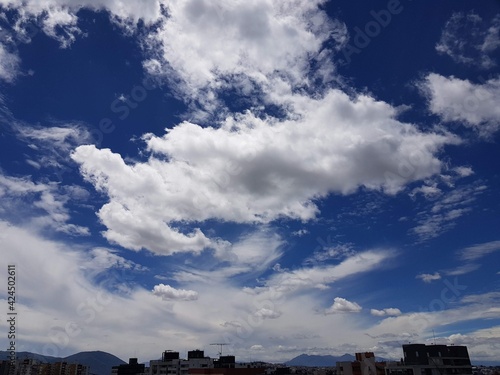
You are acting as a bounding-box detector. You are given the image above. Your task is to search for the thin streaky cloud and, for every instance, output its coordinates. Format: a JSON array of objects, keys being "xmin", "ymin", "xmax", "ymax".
[
  {"xmin": 443, "ymin": 263, "xmax": 480, "ymax": 276},
  {"xmin": 459, "ymin": 240, "xmax": 500, "ymax": 261},
  {"xmin": 436, "ymin": 12, "xmax": 500, "ymax": 69}
]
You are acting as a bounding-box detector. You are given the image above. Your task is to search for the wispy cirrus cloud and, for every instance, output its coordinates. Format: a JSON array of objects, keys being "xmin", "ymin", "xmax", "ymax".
[
  {"xmin": 171, "ymin": 228, "xmax": 284, "ymax": 283},
  {"xmin": 436, "ymin": 12, "xmax": 500, "ymax": 70},
  {"xmin": 14, "ymin": 123, "xmax": 94, "ymax": 173},
  {"xmin": 443, "ymin": 263, "xmax": 480, "ymax": 276},
  {"xmin": 243, "ymin": 249, "xmax": 395, "ymax": 302},
  {"xmin": 16, "ymin": 124, "xmax": 93, "ymax": 153},
  {"xmin": 0, "ymin": 173, "xmax": 89, "ymax": 235},
  {"xmin": 304, "ymin": 243, "xmax": 356, "ymax": 267},
  {"xmin": 0, "ymin": 43, "xmax": 20, "ymax": 82},
  {"xmin": 411, "ymin": 182, "xmax": 486, "ymax": 241},
  {"xmin": 84, "ymin": 247, "xmax": 149, "ymax": 273},
  {"xmin": 459, "ymin": 240, "xmax": 500, "ymax": 261}
]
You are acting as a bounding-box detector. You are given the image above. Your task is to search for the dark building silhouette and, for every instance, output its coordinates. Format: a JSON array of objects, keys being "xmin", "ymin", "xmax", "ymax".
[
  {"xmin": 162, "ymin": 352, "xmax": 180, "ymax": 361},
  {"xmin": 0, "ymin": 361, "xmax": 11, "ymax": 375},
  {"xmin": 214, "ymin": 357, "xmax": 235, "ymax": 369},
  {"xmin": 112, "ymin": 359, "xmax": 145, "ymax": 375},
  {"xmin": 189, "ymin": 369, "xmax": 265, "ymax": 375},
  {"xmin": 187, "ymin": 352, "xmax": 205, "ymax": 360},
  {"xmin": 402, "ymin": 344, "xmax": 471, "ymax": 367},
  {"xmin": 386, "ymin": 344, "xmax": 472, "ymax": 375}
]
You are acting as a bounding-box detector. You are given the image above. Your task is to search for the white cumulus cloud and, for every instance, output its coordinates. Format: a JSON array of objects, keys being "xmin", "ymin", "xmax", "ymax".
[
  {"xmin": 142, "ymin": 0, "xmax": 344, "ymax": 112},
  {"xmin": 416, "ymin": 272, "xmax": 441, "ymax": 283},
  {"xmin": 152, "ymin": 284, "xmax": 199, "ymax": 301},
  {"xmin": 72, "ymin": 90, "xmax": 458, "ymax": 255},
  {"xmin": 420, "ymin": 73, "xmax": 500, "ymax": 138},
  {"xmin": 325, "ymin": 297, "xmax": 362, "ymax": 314},
  {"xmin": 371, "ymin": 308, "xmax": 402, "ymax": 317}
]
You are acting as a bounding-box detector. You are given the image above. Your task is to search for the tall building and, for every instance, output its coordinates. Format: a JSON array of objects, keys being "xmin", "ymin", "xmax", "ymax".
[{"xmin": 385, "ymin": 344, "xmax": 472, "ymax": 375}]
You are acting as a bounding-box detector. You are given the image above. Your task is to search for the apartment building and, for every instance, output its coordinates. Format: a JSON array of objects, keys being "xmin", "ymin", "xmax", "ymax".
[{"xmin": 385, "ymin": 344, "xmax": 472, "ymax": 375}]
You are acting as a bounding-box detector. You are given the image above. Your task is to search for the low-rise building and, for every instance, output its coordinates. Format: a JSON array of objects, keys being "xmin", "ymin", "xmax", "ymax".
[
  {"xmin": 38, "ymin": 361, "xmax": 89, "ymax": 375},
  {"xmin": 1, "ymin": 359, "xmax": 88, "ymax": 375},
  {"xmin": 337, "ymin": 352, "xmax": 385, "ymax": 375},
  {"xmin": 148, "ymin": 350, "xmax": 265, "ymax": 375},
  {"xmin": 150, "ymin": 350, "xmax": 214, "ymax": 375}
]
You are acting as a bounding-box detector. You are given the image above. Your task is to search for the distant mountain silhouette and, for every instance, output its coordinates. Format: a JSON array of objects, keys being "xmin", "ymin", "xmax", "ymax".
[
  {"xmin": 0, "ymin": 351, "xmax": 57, "ymax": 363},
  {"xmin": 0, "ymin": 350, "xmax": 126, "ymax": 375},
  {"xmin": 284, "ymin": 353, "xmax": 356, "ymax": 367},
  {"xmin": 62, "ymin": 351, "xmax": 126, "ymax": 375}
]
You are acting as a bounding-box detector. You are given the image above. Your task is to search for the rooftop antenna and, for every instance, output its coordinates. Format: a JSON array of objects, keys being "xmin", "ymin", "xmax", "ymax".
[
  {"xmin": 210, "ymin": 343, "xmax": 228, "ymax": 356},
  {"xmin": 433, "ymin": 330, "xmax": 436, "ymax": 345}
]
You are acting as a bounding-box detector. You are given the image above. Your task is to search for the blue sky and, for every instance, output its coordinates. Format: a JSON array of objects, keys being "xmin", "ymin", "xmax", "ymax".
[{"xmin": 1, "ymin": 0, "xmax": 500, "ymax": 365}]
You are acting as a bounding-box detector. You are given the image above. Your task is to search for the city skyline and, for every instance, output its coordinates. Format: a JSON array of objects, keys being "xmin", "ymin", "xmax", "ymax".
[{"xmin": 0, "ymin": 0, "xmax": 500, "ymax": 365}]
